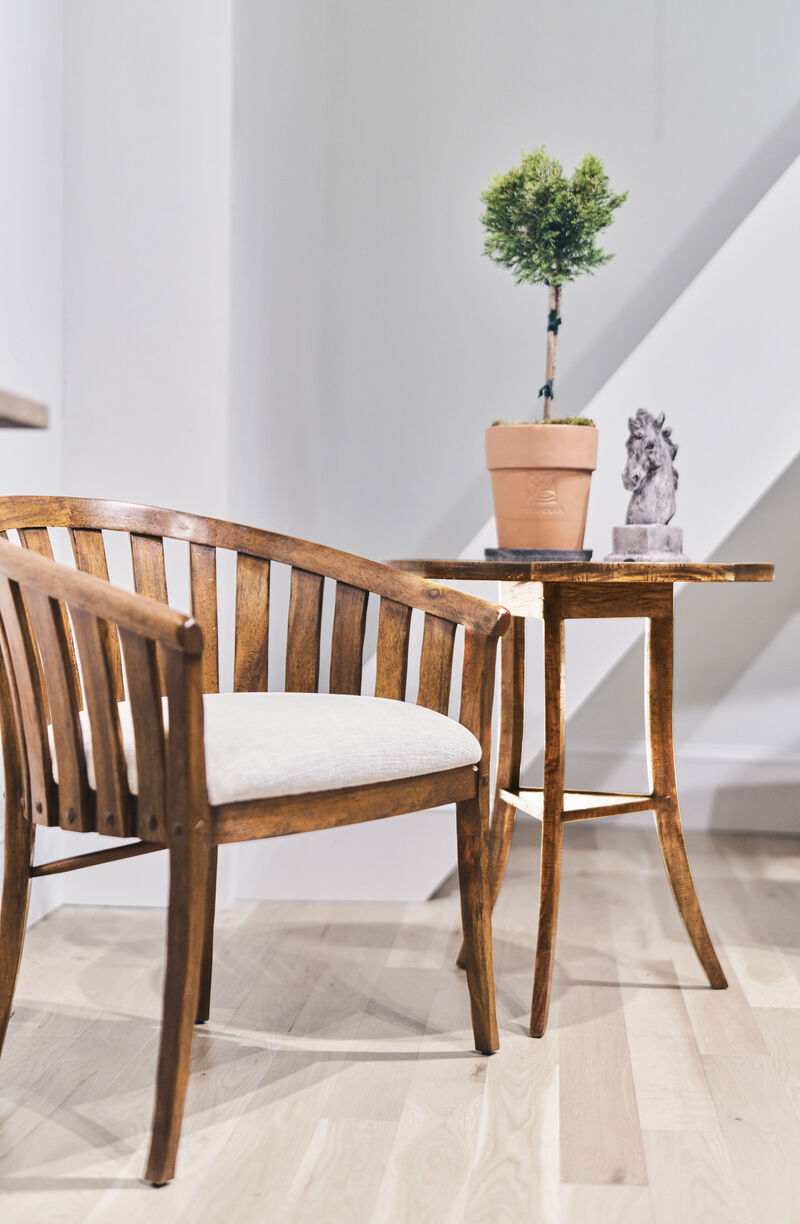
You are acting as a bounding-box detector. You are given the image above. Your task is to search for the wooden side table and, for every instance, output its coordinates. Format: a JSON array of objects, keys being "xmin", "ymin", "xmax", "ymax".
[{"xmin": 388, "ymin": 560, "xmax": 775, "ymax": 1036}]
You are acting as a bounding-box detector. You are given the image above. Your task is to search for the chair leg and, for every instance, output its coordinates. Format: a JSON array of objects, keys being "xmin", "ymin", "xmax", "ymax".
[
  {"xmin": 456, "ymin": 615, "xmax": 525, "ymax": 968},
  {"xmin": 456, "ymin": 795, "xmax": 499, "ymax": 1054},
  {"xmin": 0, "ymin": 800, "xmax": 34, "ymax": 1056},
  {"xmin": 144, "ymin": 839, "xmax": 210, "ymax": 1185},
  {"xmin": 195, "ymin": 845, "xmax": 218, "ymax": 1024},
  {"xmin": 529, "ymin": 811, "xmax": 564, "ymax": 1037},
  {"xmin": 646, "ymin": 614, "xmax": 726, "ymax": 989},
  {"xmin": 456, "ymin": 794, "xmax": 517, "ymax": 971}
]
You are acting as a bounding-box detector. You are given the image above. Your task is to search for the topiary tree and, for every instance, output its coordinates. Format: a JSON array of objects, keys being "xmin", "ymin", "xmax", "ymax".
[{"xmin": 481, "ymin": 147, "xmax": 627, "ymax": 421}]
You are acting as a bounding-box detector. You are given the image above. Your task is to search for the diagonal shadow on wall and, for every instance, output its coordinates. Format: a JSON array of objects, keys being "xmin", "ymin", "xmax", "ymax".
[
  {"xmin": 419, "ymin": 94, "xmax": 800, "ymax": 559},
  {"xmin": 528, "ymin": 448, "xmax": 800, "ymax": 784}
]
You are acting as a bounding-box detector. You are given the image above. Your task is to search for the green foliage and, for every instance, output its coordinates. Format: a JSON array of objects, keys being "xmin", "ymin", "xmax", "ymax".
[{"xmin": 481, "ymin": 148, "xmax": 627, "ymax": 287}]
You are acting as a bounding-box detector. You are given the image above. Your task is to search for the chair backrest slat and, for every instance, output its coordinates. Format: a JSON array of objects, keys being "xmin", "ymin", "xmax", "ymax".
[
  {"xmin": 18, "ymin": 526, "xmax": 83, "ymax": 711},
  {"xmin": 189, "ymin": 543, "xmax": 219, "ymax": 693},
  {"xmin": 0, "ymin": 576, "xmax": 53, "ymax": 824},
  {"xmin": 374, "ymin": 598, "xmax": 412, "ymax": 701},
  {"xmin": 234, "ymin": 552, "xmax": 270, "ymax": 692},
  {"xmin": 71, "ymin": 608, "xmax": 131, "ymax": 837},
  {"xmin": 119, "ymin": 628, "xmax": 168, "ymax": 841},
  {"xmin": 329, "ymin": 582, "xmax": 368, "ymax": 695},
  {"xmin": 417, "ymin": 614, "xmax": 456, "ymax": 714},
  {"xmin": 70, "ymin": 527, "xmax": 125, "ymax": 701},
  {"xmin": 130, "ymin": 533, "xmax": 169, "ymax": 603},
  {"xmin": 285, "ymin": 568, "xmax": 324, "ymax": 692},
  {"xmin": 130, "ymin": 533, "xmax": 169, "ymax": 695},
  {"xmin": 24, "ymin": 588, "xmax": 91, "ymax": 830}
]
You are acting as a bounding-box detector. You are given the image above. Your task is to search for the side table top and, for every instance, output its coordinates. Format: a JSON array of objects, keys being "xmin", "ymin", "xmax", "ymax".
[{"xmin": 387, "ymin": 560, "xmax": 774, "ymax": 584}]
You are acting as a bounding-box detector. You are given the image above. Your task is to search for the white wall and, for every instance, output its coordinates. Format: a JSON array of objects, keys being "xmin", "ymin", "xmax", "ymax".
[
  {"xmin": 0, "ymin": 1, "xmax": 63, "ymax": 495},
  {"xmin": 3, "ymin": 3, "xmax": 800, "ymax": 921},
  {"xmin": 0, "ymin": 1, "xmax": 65, "ymax": 920},
  {"xmin": 55, "ymin": 2, "xmax": 235, "ymax": 909},
  {"xmin": 232, "ymin": 0, "xmax": 800, "ymax": 562},
  {"xmin": 218, "ymin": 0, "xmax": 800, "ymax": 894},
  {"xmin": 61, "ymin": 0, "xmax": 232, "ymax": 518}
]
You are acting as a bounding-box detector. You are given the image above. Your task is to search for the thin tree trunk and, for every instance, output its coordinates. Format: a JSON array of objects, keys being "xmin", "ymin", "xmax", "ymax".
[{"xmin": 543, "ymin": 284, "xmax": 562, "ymax": 420}]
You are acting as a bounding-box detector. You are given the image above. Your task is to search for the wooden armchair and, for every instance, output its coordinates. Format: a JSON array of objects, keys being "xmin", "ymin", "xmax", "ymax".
[{"xmin": 0, "ymin": 497, "xmax": 509, "ymax": 1184}]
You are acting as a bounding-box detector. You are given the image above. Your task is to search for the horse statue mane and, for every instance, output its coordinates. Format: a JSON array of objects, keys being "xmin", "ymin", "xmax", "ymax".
[{"xmin": 623, "ymin": 408, "xmax": 679, "ymax": 525}]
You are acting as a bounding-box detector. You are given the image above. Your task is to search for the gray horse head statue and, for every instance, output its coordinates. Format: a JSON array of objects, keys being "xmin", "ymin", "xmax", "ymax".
[{"xmin": 623, "ymin": 408, "xmax": 678, "ymax": 525}]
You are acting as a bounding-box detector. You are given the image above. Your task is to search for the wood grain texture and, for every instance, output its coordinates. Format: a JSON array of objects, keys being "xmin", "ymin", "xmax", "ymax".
[
  {"xmin": 0, "ymin": 576, "xmax": 53, "ymax": 824},
  {"xmin": 118, "ymin": 628, "xmax": 168, "ymax": 842},
  {"xmin": 130, "ymin": 533, "xmax": 169, "ymax": 604},
  {"xmin": 389, "ymin": 558, "xmax": 775, "ymax": 584},
  {"xmin": 416, "ymin": 613, "xmax": 456, "ymax": 713},
  {"xmin": 189, "ymin": 543, "xmax": 219, "ymax": 694},
  {"xmin": 556, "ymin": 582, "xmax": 672, "ymax": 620},
  {"xmin": 329, "ymin": 581, "xmax": 368, "ymax": 695},
  {"xmin": 0, "ymin": 537, "xmax": 201, "ymax": 653},
  {"xmin": 0, "ymin": 499, "xmax": 510, "ymax": 1186},
  {"xmin": 69, "ymin": 527, "xmax": 125, "ymax": 701},
  {"xmin": 0, "ymin": 642, "xmax": 34, "ymax": 1056},
  {"xmin": 71, "ymin": 607, "xmax": 131, "ymax": 837},
  {"xmin": 29, "ymin": 841, "xmax": 162, "ymax": 877},
  {"xmin": 646, "ymin": 615, "xmax": 727, "ymax": 991},
  {"xmin": 233, "ymin": 552, "xmax": 270, "ymax": 692},
  {"xmin": 2, "ymin": 826, "xmax": 798, "ymax": 1217},
  {"xmin": 374, "ymin": 598, "xmax": 412, "ymax": 700},
  {"xmin": 145, "ymin": 650, "xmax": 211, "ymax": 1184},
  {"xmin": 195, "ymin": 845, "xmax": 218, "ymax": 1025},
  {"xmin": 213, "ymin": 766, "xmax": 477, "ymax": 843},
  {"xmin": 24, "ymin": 588, "xmax": 90, "ymax": 832},
  {"xmin": 530, "ymin": 590, "xmax": 565, "ymax": 1038},
  {"xmin": 285, "ymin": 568, "xmax": 325, "ymax": 693},
  {"xmin": 18, "ymin": 525, "xmax": 83, "ymax": 709},
  {"xmin": 457, "ymin": 614, "xmax": 525, "ymax": 970},
  {"xmin": 0, "ymin": 497, "xmax": 509, "ymax": 632},
  {"xmin": 426, "ymin": 555, "xmax": 745, "ymax": 1039},
  {"xmin": 130, "ymin": 533, "xmax": 170, "ymax": 696},
  {"xmin": 456, "ymin": 794, "xmax": 498, "ymax": 1053},
  {"xmin": 489, "ymin": 615, "xmax": 525, "ymax": 906}
]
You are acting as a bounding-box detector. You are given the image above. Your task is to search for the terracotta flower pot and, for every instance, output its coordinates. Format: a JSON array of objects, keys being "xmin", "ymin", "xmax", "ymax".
[{"xmin": 485, "ymin": 423, "xmax": 598, "ymax": 550}]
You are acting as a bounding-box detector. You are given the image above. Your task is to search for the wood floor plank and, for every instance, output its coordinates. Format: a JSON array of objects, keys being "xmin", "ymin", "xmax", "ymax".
[
  {"xmin": 723, "ymin": 943, "xmax": 800, "ymax": 1009},
  {"xmin": 370, "ymin": 1080, "xmax": 483, "ymax": 1224},
  {"xmin": 752, "ymin": 1007, "xmax": 800, "ymax": 1123},
  {"xmin": 641, "ymin": 1128, "xmax": 744, "ymax": 1224},
  {"xmin": 464, "ymin": 1030, "xmax": 559, "ymax": 1224},
  {"xmin": 703, "ymin": 1053, "xmax": 800, "ymax": 1220},
  {"xmin": 555, "ymin": 842, "xmax": 648, "ymax": 1187},
  {"xmin": 1, "ymin": 825, "xmax": 799, "ymax": 1222},
  {"xmin": 560, "ymin": 1183, "xmax": 653, "ymax": 1224},
  {"xmin": 620, "ymin": 960, "xmax": 718, "ymax": 1132},
  {"xmin": 672, "ymin": 943, "xmax": 768, "ymax": 1057},
  {"xmin": 283, "ymin": 1118, "xmax": 397, "ymax": 1223}
]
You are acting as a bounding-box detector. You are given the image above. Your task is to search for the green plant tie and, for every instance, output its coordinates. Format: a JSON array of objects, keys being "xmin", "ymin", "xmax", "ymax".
[
  {"xmin": 547, "ymin": 309, "xmax": 562, "ymax": 334},
  {"xmin": 538, "ymin": 380, "xmax": 553, "ymax": 399}
]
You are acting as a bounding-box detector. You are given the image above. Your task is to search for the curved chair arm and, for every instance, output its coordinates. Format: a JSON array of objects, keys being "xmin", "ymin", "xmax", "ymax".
[
  {"xmin": 0, "ymin": 537, "xmax": 205, "ymax": 843},
  {"xmin": 0, "ymin": 496, "xmax": 507, "ymax": 636}
]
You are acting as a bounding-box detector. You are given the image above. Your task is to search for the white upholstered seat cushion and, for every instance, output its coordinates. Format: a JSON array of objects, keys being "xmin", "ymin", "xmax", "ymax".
[{"xmin": 64, "ymin": 692, "xmax": 481, "ymax": 807}]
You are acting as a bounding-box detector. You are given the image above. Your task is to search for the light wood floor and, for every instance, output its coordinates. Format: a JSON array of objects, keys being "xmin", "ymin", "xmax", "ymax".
[{"xmin": 1, "ymin": 820, "xmax": 799, "ymax": 1223}]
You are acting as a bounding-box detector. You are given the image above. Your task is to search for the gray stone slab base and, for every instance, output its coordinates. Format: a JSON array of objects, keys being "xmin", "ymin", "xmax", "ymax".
[
  {"xmin": 604, "ymin": 523, "xmax": 689, "ymax": 562},
  {"xmin": 484, "ymin": 547, "xmax": 593, "ymax": 562}
]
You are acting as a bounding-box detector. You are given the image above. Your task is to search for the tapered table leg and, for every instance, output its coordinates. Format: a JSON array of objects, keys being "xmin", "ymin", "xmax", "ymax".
[
  {"xmin": 646, "ymin": 612, "xmax": 727, "ymax": 989},
  {"xmin": 530, "ymin": 594, "xmax": 565, "ymax": 1038},
  {"xmin": 488, "ymin": 615, "xmax": 526, "ymax": 907}
]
